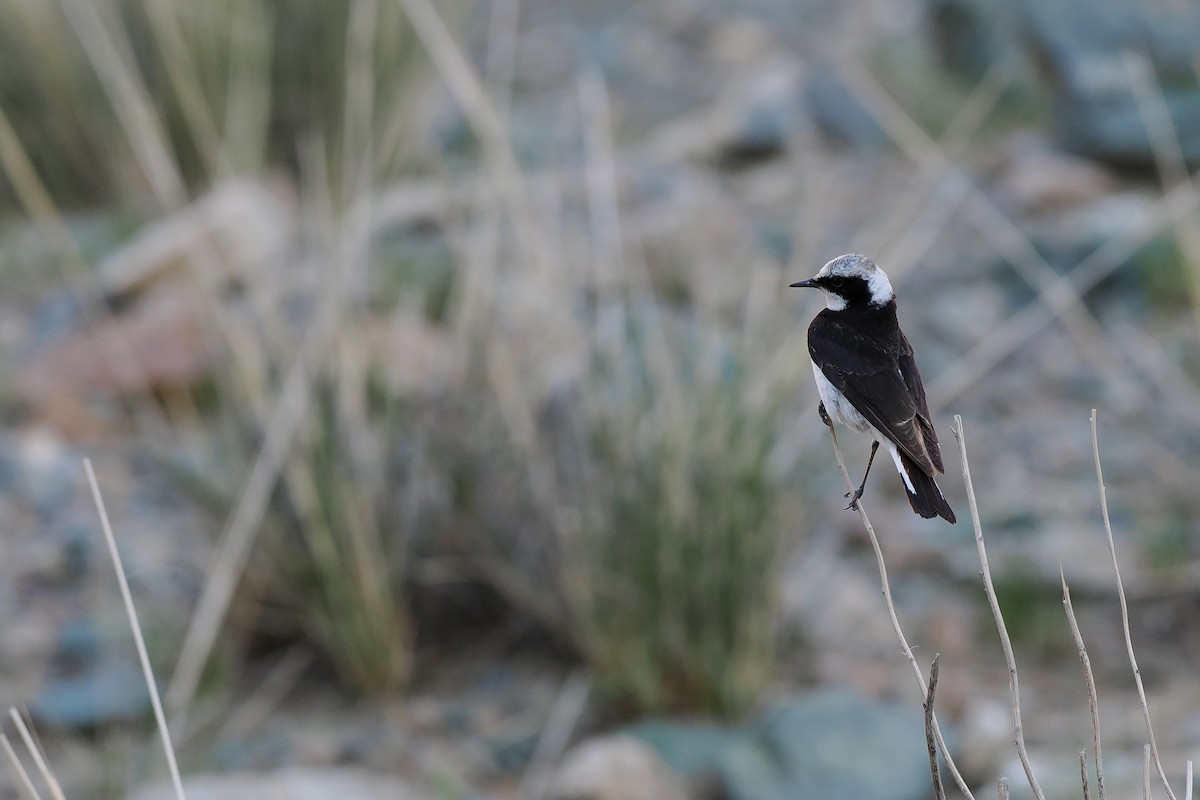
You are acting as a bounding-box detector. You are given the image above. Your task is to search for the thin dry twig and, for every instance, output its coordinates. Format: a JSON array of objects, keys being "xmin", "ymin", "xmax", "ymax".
[
  {"xmin": 1081, "ymin": 751, "xmax": 1091, "ymax": 800},
  {"xmin": 824, "ymin": 423, "xmax": 976, "ymax": 800},
  {"xmin": 1187, "ymin": 761, "xmax": 1193, "ymax": 800},
  {"xmin": 1062, "ymin": 568, "xmax": 1107, "ymax": 800},
  {"xmin": 925, "ymin": 655, "xmax": 946, "ymax": 800},
  {"xmin": 997, "ymin": 776, "xmax": 1009, "ymax": 800},
  {"xmin": 1147, "ymin": 745, "xmax": 1154, "ymax": 800},
  {"xmin": 952, "ymin": 416, "xmax": 1045, "ymax": 800},
  {"xmin": 0, "ymin": 733, "xmax": 40, "ymax": 800},
  {"xmin": 85, "ymin": 460, "xmax": 187, "ymax": 800},
  {"xmin": 1092, "ymin": 410, "xmax": 1177, "ymax": 800},
  {"xmin": 7, "ymin": 711, "xmax": 61, "ymax": 800}
]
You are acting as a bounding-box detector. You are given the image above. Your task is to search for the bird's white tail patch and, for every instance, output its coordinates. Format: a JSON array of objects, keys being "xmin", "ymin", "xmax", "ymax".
[{"xmin": 887, "ymin": 442, "xmax": 915, "ymax": 493}]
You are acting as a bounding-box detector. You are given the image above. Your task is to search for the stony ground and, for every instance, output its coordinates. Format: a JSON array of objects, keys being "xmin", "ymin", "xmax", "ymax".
[{"xmin": 3, "ymin": 0, "xmax": 1200, "ymax": 798}]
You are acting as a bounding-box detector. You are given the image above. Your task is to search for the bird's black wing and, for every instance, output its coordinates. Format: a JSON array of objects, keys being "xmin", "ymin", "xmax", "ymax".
[
  {"xmin": 808, "ymin": 310, "xmax": 938, "ymax": 477},
  {"xmin": 896, "ymin": 332, "xmax": 944, "ymax": 474}
]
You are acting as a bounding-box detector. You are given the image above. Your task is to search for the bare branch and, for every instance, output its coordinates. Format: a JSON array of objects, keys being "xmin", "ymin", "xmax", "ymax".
[
  {"xmin": 953, "ymin": 416, "xmax": 1045, "ymax": 800},
  {"xmin": 824, "ymin": 423, "xmax": 976, "ymax": 800},
  {"xmin": 1092, "ymin": 410, "xmax": 1176, "ymax": 800},
  {"xmin": 925, "ymin": 655, "xmax": 946, "ymax": 800},
  {"xmin": 1081, "ymin": 751, "xmax": 1091, "ymax": 800},
  {"xmin": 997, "ymin": 777, "xmax": 1009, "ymax": 800},
  {"xmin": 1062, "ymin": 568, "xmax": 1106, "ymax": 800}
]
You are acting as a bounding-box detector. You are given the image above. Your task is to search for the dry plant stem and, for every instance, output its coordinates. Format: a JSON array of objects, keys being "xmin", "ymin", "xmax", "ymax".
[
  {"xmin": 997, "ymin": 777, "xmax": 1009, "ymax": 800},
  {"xmin": 85, "ymin": 460, "xmax": 187, "ymax": 800},
  {"xmin": 952, "ymin": 416, "xmax": 1046, "ymax": 800},
  {"xmin": 0, "ymin": 733, "xmax": 40, "ymax": 800},
  {"xmin": 1187, "ymin": 762, "xmax": 1193, "ymax": 800},
  {"xmin": 924, "ymin": 655, "xmax": 946, "ymax": 800},
  {"xmin": 1146, "ymin": 746, "xmax": 1154, "ymax": 800},
  {"xmin": 1062, "ymin": 568, "xmax": 1107, "ymax": 800},
  {"xmin": 1081, "ymin": 751, "xmax": 1091, "ymax": 800},
  {"xmin": 824, "ymin": 424, "xmax": 976, "ymax": 800},
  {"xmin": 7, "ymin": 711, "xmax": 61, "ymax": 800},
  {"xmin": 1092, "ymin": 410, "xmax": 1177, "ymax": 800}
]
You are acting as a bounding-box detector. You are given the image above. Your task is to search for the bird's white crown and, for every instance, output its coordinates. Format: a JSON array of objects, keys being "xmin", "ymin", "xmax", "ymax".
[{"xmin": 818, "ymin": 253, "xmax": 895, "ymax": 308}]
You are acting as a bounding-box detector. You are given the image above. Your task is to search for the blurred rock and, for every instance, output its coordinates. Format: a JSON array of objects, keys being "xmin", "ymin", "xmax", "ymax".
[
  {"xmin": 926, "ymin": 0, "xmax": 1008, "ymax": 81},
  {"xmin": 625, "ymin": 718, "xmax": 747, "ymax": 783},
  {"xmin": 720, "ymin": 689, "xmax": 937, "ymax": 800},
  {"xmin": 989, "ymin": 133, "xmax": 1116, "ymax": 215},
  {"xmin": 31, "ymin": 658, "xmax": 150, "ymax": 729},
  {"xmin": 128, "ymin": 767, "xmax": 430, "ymax": 800},
  {"xmin": 18, "ymin": 285, "xmax": 213, "ymax": 433},
  {"xmin": 928, "ymin": 0, "xmax": 1200, "ymax": 170},
  {"xmin": 7, "ymin": 427, "xmax": 76, "ymax": 519},
  {"xmin": 367, "ymin": 313, "xmax": 461, "ymax": 396},
  {"xmin": 97, "ymin": 178, "xmax": 295, "ymax": 300},
  {"xmin": 1023, "ymin": 0, "xmax": 1200, "ymax": 170},
  {"xmin": 955, "ymin": 697, "xmax": 1011, "ymax": 780},
  {"xmin": 804, "ymin": 63, "xmax": 890, "ymax": 151},
  {"xmin": 648, "ymin": 59, "xmax": 805, "ymax": 167},
  {"xmin": 549, "ymin": 735, "xmax": 688, "ymax": 800}
]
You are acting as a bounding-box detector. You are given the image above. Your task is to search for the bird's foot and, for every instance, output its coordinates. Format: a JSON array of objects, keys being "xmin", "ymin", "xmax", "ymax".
[
  {"xmin": 844, "ymin": 486, "xmax": 864, "ymax": 511},
  {"xmin": 818, "ymin": 403, "xmax": 832, "ymax": 427}
]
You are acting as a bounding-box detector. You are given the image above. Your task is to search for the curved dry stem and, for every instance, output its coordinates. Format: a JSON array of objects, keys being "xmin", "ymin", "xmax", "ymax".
[
  {"xmin": 952, "ymin": 415, "xmax": 1045, "ymax": 800},
  {"xmin": 824, "ymin": 423, "xmax": 975, "ymax": 800},
  {"xmin": 925, "ymin": 655, "xmax": 946, "ymax": 800},
  {"xmin": 0, "ymin": 733, "xmax": 40, "ymax": 800},
  {"xmin": 1062, "ymin": 568, "xmax": 1106, "ymax": 800},
  {"xmin": 1092, "ymin": 409, "xmax": 1177, "ymax": 800}
]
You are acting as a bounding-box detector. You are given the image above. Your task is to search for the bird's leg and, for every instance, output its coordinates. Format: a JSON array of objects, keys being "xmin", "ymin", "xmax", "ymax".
[
  {"xmin": 818, "ymin": 402, "xmax": 832, "ymax": 428},
  {"xmin": 845, "ymin": 440, "xmax": 880, "ymax": 510}
]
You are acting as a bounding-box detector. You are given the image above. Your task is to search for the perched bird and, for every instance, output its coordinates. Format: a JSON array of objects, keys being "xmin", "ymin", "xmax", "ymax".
[{"xmin": 791, "ymin": 253, "xmax": 955, "ymax": 523}]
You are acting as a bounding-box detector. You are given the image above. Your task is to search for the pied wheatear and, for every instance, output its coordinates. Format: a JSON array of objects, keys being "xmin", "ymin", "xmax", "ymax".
[{"xmin": 791, "ymin": 253, "xmax": 955, "ymax": 523}]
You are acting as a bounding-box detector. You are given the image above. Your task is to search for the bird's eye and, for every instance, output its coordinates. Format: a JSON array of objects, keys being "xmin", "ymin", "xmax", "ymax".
[{"xmin": 827, "ymin": 276, "xmax": 845, "ymax": 289}]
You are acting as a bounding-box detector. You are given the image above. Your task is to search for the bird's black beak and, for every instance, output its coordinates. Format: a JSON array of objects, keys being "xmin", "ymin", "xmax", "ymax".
[{"xmin": 789, "ymin": 278, "xmax": 818, "ymax": 289}]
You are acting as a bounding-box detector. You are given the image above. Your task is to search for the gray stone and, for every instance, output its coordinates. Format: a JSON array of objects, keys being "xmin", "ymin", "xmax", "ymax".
[
  {"xmin": 928, "ymin": 0, "xmax": 1200, "ymax": 170},
  {"xmin": 720, "ymin": 689, "xmax": 937, "ymax": 800},
  {"xmin": 625, "ymin": 718, "xmax": 748, "ymax": 780},
  {"xmin": 128, "ymin": 767, "xmax": 431, "ymax": 800},
  {"xmin": 32, "ymin": 659, "xmax": 152, "ymax": 729},
  {"xmin": 550, "ymin": 735, "xmax": 688, "ymax": 800}
]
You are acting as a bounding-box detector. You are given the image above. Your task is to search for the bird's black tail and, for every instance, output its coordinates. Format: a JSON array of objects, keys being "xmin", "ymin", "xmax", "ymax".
[{"xmin": 899, "ymin": 453, "xmax": 956, "ymax": 523}]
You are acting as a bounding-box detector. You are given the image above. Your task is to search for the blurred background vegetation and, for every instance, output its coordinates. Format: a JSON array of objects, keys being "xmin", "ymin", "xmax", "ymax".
[{"xmin": 4, "ymin": 0, "xmax": 1200, "ymax": 797}]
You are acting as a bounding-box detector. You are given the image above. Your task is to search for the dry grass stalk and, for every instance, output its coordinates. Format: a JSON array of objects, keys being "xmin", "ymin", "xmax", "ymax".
[
  {"xmin": 1, "ymin": 732, "xmax": 41, "ymax": 800},
  {"xmin": 1187, "ymin": 761, "xmax": 1194, "ymax": 800},
  {"xmin": 1062, "ymin": 568, "xmax": 1106, "ymax": 800},
  {"xmin": 1146, "ymin": 745, "xmax": 1154, "ymax": 800},
  {"xmin": 997, "ymin": 776, "xmax": 1009, "ymax": 800},
  {"xmin": 85, "ymin": 459, "xmax": 187, "ymax": 800},
  {"xmin": 924, "ymin": 655, "xmax": 946, "ymax": 800},
  {"xmin": 7, "ymin": 711, "xmax": 62, "ymax": 800},
  {"xmin": 952, "ymin": 416, "xmax": 1045, "ymax": 800},
  {"xmin": 824, "ymin": 423, "xmax": 975, "ymax": 800},
  {"xmin": 1081, "ymin": 751, "xmax": 1091, "ymax": 800},
  {"xmin": 1092, "ymin": 410, "xmax": 1177, "ymax": 800}
]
